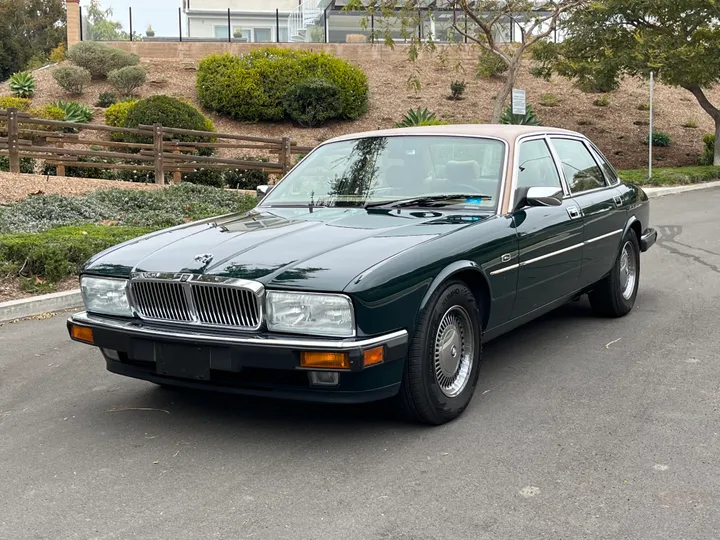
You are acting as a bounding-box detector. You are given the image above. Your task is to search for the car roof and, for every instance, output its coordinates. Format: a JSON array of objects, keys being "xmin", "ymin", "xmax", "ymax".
[{"xmin": 323, "ymin": 124, "xmax": 582, "ymax": 145}]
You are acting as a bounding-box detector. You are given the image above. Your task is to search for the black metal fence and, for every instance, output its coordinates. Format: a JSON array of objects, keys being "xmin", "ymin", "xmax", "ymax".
[{"xmin": 79, "ymin": 2, "xmax": 563, "ymax": 45}]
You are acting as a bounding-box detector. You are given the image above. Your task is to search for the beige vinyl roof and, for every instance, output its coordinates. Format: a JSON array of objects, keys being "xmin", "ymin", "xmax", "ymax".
[{"xmin": 324, "ymin": 124, "xmax": 582, "ymax": 145}]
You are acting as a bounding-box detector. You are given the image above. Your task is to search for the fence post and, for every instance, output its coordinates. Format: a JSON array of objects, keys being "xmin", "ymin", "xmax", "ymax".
[
  {"xmin": 56, "ymin": 139, "xmax": 66, "ymax": 177},
  {"xmin": 153, "ymin": 123, "xmax": 165, "ymax": 185},
  {"xmin": 280, "ymin": 137, "xmax": 292, "ymax": 175},
  {"xmin": 172, "ymin": 140, "xmax": 182, "ymax": 184},
  {"xmin": 7, "ymin": 108, "xmax": 20, "ymax": 173}
]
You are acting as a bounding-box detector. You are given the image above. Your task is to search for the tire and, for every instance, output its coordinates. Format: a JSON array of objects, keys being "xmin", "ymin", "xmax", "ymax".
[
  {"xmin": 589, "ymin": 229, "xmax": 640, "ymax": 317},
  {"xmin": 397, "ymin": 281, "xmax": 483, "ymax": 425}
]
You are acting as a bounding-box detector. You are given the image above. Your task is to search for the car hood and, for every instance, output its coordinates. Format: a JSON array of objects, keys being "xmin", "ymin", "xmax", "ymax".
[{"xmin": 84, "ymin": 206, "xmax": 492, "ymax": 291}]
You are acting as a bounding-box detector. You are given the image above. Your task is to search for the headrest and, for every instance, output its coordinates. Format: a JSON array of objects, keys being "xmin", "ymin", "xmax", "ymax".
[{"xmin": 446, "ymin": 160, "xmax": 481, "ymax": 181}]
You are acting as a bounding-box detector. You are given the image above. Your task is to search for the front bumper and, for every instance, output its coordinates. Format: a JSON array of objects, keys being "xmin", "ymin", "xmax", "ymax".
[
  {"xmin": 640, "ymin": 227, "xmax": 657, "ymax": 252},
  {"xmin": 68, "ymin": 312, "xmax": 408, "ymax": 403}
]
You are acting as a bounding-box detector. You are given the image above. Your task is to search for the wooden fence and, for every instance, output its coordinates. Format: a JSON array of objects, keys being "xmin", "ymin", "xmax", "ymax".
[{"xmin": 0, "ymin": 108, "xmax": 314, "ymax": 184}]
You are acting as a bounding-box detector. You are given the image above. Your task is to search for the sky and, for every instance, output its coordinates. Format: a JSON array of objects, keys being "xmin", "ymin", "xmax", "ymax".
[{"xmin": 81, "ymin": 0, "xmax": 182, "ymax": 37}]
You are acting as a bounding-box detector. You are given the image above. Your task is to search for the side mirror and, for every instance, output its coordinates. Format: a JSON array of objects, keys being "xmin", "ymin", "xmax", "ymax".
[
  {"xmin": 256, "ymin": 184, "xmax": 274, "ymax": 200},
  {"xmin": 525, "ymin": 186, "xmax": 563, "ymax": 207}
]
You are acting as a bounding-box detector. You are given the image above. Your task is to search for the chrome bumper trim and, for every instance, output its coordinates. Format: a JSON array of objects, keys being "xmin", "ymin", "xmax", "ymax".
[{"xmin": 69, "ymin": 312, "xmax": 408, "ymax": 351}]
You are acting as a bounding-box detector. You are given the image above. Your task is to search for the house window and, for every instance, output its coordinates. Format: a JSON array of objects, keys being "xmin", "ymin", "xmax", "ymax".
[
  {"xmin": 279, "ymin": 27, "xmax": 288, "ymax": 42},
  {"xmin": 232, "ymin": 27, "xmax": 251, "ymax": 41},
  {"xmin": 254, "ymin": 28, "xmax": 272, "ymax": 42},
  {"xmin": 214, "ymin": 25, "xmax": 229, "ymax": 39}
]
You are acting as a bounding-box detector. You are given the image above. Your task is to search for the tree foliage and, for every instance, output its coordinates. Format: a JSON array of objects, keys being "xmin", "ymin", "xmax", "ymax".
[
  {"xmin": 533, "ymin": 0, "xmax": 720, "ymax": 164},
  {"xmin": 0, "ymin": 0, "xmax": 66, "ymax": 80},
  {"xmin": 346, "ymin": 0, "xmax": 587, "ymax": 122},
  {"xmin": 85, "ymin": 0, "xmax": 137, "ymax": 41}
]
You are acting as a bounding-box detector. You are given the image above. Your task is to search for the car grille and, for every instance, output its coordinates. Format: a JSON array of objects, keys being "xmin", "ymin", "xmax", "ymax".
[{"xmin": 129, "ymin": 274, "xmax": 263, "ymax": 330}]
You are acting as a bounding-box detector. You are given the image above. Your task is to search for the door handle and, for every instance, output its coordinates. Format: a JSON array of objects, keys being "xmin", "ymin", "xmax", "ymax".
[
  {"xmin": 567, "ymin": 206, "xmax": 582, "ymax": 219},
  {"xmin": 613, "ymin": 195, "xmax": 623, "ymax": 207}
]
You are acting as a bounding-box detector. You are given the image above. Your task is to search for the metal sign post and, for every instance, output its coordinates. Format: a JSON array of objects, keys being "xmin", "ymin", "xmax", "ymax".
[
  {"xmin": 649, "ymin": 71, "xmax": 654, "ymax": 180},
  {"xmin": 512, "ymin": 88, "xmax": 526, "ymax": 121}
]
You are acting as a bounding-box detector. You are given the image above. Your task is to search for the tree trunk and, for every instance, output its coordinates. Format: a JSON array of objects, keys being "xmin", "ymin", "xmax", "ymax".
[
  {"xmin": 491, "ymin": 60, "xmax": 522, "ymax": 123},
  {"xmin": 686, "ymin": 85, "xmax": 720, "ymax": 165}
]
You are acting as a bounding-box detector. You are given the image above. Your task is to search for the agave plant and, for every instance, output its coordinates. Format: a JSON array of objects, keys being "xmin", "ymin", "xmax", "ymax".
[
  {"xmin": 499, "ymin": 103, "xmax": 541, "ymax": 126},
  {"xmin": 9, "ymin": 71, "xmax": 36, "ymax": 98},
  {"xmin": 50, "ymin": 100, "xmax": 94, "ymax": 123},
  {"xmin": 395, "ymin": 108, "xmax": 446, "ymax": 128}
]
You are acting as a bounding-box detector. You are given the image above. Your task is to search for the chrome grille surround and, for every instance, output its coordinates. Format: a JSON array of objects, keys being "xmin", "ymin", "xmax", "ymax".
[{"xmin": 128, "ymin": 273, "xmax": 264, "ymax": 331}]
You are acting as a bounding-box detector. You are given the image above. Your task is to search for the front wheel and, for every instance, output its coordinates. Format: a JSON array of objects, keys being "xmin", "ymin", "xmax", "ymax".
[
  {"xmin": 589, "ymin": 229, "xmax": 640, "ymax": 317},
  {"xmin": 397, "ymin": 281, "xmax": 482, "ymax": 425}
]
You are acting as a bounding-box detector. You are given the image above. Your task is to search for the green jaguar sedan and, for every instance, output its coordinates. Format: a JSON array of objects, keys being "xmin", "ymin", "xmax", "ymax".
[{"xmin": 68, "ymin": 125, "xmax": 656, "ymax": 424}]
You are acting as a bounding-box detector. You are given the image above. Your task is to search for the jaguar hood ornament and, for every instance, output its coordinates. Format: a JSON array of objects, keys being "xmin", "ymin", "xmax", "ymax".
[{"xmin": 194, "ymin": 253, "xmax": 214, "ymax": 266}]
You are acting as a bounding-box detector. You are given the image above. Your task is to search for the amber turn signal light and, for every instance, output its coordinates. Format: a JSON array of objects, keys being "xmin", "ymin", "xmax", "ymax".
[
  {"xmin": 70, "ymin": 324, "xmax": 94, "ymax": 344},
  {"xmin": 300, "ymin": 351, "xmax": 350, "ymax": 369},
  {"xmin": 363, "ymin": 346, "xmax": 384, "ymax": 367}
]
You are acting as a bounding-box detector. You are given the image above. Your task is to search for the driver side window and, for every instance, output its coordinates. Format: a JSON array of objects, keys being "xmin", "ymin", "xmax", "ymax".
[{"xmin": 517, "ymin": 139, "xmax": 563, "ymax": 190}]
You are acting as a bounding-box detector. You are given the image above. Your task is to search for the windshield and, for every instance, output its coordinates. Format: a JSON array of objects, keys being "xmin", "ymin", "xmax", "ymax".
[{"xmin": 260, "ymin": 135, "xmax": 506, "ymax": 210}]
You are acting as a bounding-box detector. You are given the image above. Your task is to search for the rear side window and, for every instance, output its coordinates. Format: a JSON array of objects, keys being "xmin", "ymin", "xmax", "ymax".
[
  {"xmin": 551, "ymin": 138, "xmax": 607, "ymax": 194},
  {"xmin": 588, "ymin": 145, "xmax": 620, "ymax": 185}
]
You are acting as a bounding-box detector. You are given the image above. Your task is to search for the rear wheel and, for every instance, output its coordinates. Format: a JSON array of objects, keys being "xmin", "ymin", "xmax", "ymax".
[
  {"xmin": 589, "ymin": 229, "xmax": 640, "ymax": 317},
  {"xmin": 397, "ymin": 281, "xmax": 482, "ymax": 425}
]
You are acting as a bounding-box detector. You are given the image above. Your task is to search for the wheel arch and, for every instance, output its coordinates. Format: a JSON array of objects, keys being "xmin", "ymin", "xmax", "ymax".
[
  {"xmin": 623, "ymin": 215, "xmax": 642, "ymax": 243},
  {"xmin": 417, "ymin": 261, "xmax": 492, "ymax": 330}
]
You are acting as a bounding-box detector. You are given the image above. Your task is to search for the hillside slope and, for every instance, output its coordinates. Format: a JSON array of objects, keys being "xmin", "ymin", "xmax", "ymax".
[{"xmin": 5, "ymin": 51, "xmax": 719, "ymax": 170}]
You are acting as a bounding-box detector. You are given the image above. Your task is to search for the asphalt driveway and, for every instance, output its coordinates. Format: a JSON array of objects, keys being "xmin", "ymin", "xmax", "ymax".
[{"xmin": 1, "ymin": 188, "xmax": 719, "ymax": 540}]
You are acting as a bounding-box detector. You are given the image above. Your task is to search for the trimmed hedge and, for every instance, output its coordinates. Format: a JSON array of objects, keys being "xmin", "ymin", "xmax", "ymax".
[
  {"xmin": 52, "ymin": 65, "xmax": 92, "ymax": 95},
  {"xmin": 197, "ymin": 48, "xmax": 368, "ymax": 122},
  {"xmin": 67, "ymin": 42, "xmax": 140, "ymax": 79},
  {"xmin": 122, "ymin": 95, "xmax": 215, "ymax": 154},
  {"xmin": 0, "ymin": 225, "xmax": 152, "ymax": 281},
  {"xmin": 283, "ymin": 78, "xmax": 343, "ymax": 127},
  {"xmin": 108, "ymin": 65, "xmax": 147, "ymax": 95},
  {"xmin": 619, "ymin": 166, "xmax": 720, "ymax": 187}
]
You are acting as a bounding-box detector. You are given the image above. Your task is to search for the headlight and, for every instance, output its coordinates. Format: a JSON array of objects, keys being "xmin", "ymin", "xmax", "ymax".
[
  {"xmin": 80, "ymin": 276, "xmax": 133, "ymax": 317},
  {"xmin": 266, "ymin": 291, "xmax": 355, "ymax": 337}
]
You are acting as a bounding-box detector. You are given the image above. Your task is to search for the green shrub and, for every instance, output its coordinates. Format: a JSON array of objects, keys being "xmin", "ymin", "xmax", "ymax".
[
  {"xmin": 593, "ymin": 94, "xmax": 610, "ymax": 107},
  {"xmin": 0, "ymin": 97, "xmax": 32, "ymax": 112},
  {"xmin": 27, "ymin": 104, "xmax": 65, "ymax": 122},
  {"xmin": 52, "ymin": 65, "xmax": 92, "ymax": 95},
  {"xmin": 182, "ymin": 168, "xmax": 225, "ymax": 188},
  {"xmin": 9, "ymin": 72, "xmax": 36, "ymax": 98},
  {"xmin": 67, "ymin": 42, "xmax": 140, "ymax": 79},
  {"xmin": 50, "ymin": 44, "xmax": 67, "ymax": 64},
  {"xmin": 0, "ymin": 184, "xmax": 257, "ymax": 234},
  {"xmin": 282, "ymin": 78, "xmax": 343, "ymax": 127},
  {"xmin": 395, "ymin": 108, "xmax": 446, "ymax": 127},
  {"xmin": 700, "ymin": 133, "xmax": 715, "ymax": 165},
  {"xmin": 476, "ymin": 51, "xmax": 507, "ymax": 78},
  {"xmin": 449, "ymin": 80, "xmax": 466, "ymax": 100},
  {"xmin": 224, "ymin": 158, "xmax": 270, "ymax": 190},
  {"xmin": 681, "ymin": 120, "xmax": 698, "ymax": 129},
  {"xmin": 540, "ymin": 93, "xmax": 559, "ymax": 107},
  {"xmin": 122, "ymin": 95, "xmax": 215, "ymax": 152},
  {"xmin": 0, "ymin": 225, "xmax": 152, "ymax": 281},
  {"xmin": 50, "ymin": 100, "xmax": 94, "ymax": 123},
  {"xmin": 105, "ymin": 100, "xmax": 138, "ymax": 127},
  {"xmin": 500, "ymin": 104, "xmax": 541, "ymax": 125},
  {"xmin": 108, "ymin": 65, "xmax": 147, "ymax": 95},
  {"xmin": 96, "ymin": 92, "xmax": 118, "ymax": 108},
  {"xmin": 197, "ymin": 48, "xmax": 369, "ymax": 122},
  {"xmin": 645, "ymin": 131, "xmax": 671, "ymax": 147},
  {"xmin": 636, "ymin": 103, "xmax": 650, "ymax": 111},
  {"xmin": 0, "ymin": 156, "xmax": 35, "ymax": 174}
]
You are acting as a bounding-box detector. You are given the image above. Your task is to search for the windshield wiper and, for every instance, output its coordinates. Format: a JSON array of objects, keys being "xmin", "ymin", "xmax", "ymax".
[{"xmin": 364, "ymin": 194, "xmax": 492, "ymax": 209}]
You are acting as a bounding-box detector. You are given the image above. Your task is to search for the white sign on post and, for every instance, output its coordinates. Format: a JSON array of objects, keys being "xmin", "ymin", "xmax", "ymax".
[{"xmin": 512, "ymin": 88, "xmax": 526, "ymax": 116}]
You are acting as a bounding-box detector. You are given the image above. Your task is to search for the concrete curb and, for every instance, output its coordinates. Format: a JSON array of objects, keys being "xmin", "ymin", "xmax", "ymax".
[
  {"xmin": 0, "ymin": 289, "xmax": 82, "ymax": 323},
  {"xmin": 2, "ymin": 180, "xmax": 719, "ymax": 323},
  {"xmin": 644, "ymin": 180, "xmax": 720, "ymax": 198}
]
